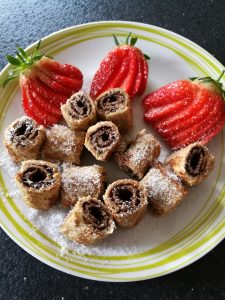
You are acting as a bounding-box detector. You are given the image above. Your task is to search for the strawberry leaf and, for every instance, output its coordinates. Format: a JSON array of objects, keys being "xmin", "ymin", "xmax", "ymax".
[
  {"xmin": 6, "ymin": 55, "xmax": 21, "ymax": 66},
  {"xmin": 2, "ymin": 75, "xmax": 18, "ymax": 88},
  {"xmin": 126, "ymin": 32, "xmax": 131, "ymax": 44},
  {"xmin": 130, "ymin": 37, "xmax": 137, "ymax": 46},
  {"xmin": 144, "ymin": 54, "xmax": 150, "ymax": 60},
  {"xmin": 113, "ymin": 34, "xmax": 120, "ymax": 46},
  {"xmin": 17, "ymin": 46, "xmax": 28, "ymax": 59}
]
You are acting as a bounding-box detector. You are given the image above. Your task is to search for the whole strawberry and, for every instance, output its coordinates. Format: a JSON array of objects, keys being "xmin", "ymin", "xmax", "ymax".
[
  {"xmin": 90, "ymin": 33, "xmax": 150, "ymax": 99},
  {"xmin": 3, "ymin": 41, "xmax": 83, "ymax": 126},
  {"xmin": 143, "ymin": 71, "xmax": 225, "ymax": 149}
]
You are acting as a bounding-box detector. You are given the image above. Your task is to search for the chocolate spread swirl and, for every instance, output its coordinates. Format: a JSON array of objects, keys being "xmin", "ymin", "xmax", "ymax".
[
  {"xmin": 109, "ymin": 184, "xmax": 141, "ymax": 213},
  {"xmin": 185, "ymin": 146, "xmax": 207, "ymax": 176},
  {"xmin": 97, "ymin": 90, "xmax": 126, "ymax": 114},
  {"xmin": 82, "ymin": 200, "xmax": 109, "ymax": 230},
  {"xmin": 90, "ymin": 126, "xmax": 115, "ymax": 153},
  {"xmin": 9, "ymin": 118, "xmax": 38, "ymax": 147},
  {"xmin": 68, "ymin": 93, "xmax": 92, "ymax": 119},
  {"xmin": 22, "ymin": 165, "xmax": 54, "ymax": 189}
]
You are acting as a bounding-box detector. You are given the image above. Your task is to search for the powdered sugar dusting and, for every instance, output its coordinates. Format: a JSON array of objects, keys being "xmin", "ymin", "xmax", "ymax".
[
  {"xmin": 141, "ymin": 167, "xmax": 183, "ymax": 206},
  {"xmin": 46, "ymin": 125, "xmax": 80, "ymax": 156},
  {"xmin": 62, "ymin": 164, "xmax": 104, "ymax": 199}
]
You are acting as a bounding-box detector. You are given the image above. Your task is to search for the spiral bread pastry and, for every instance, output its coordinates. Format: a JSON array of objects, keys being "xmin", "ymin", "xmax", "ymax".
[
  {"xmin": 42, "ymin": 125, "xmax": 85, "ymax": 164},
  {"xmin": 61, "ymin": 164, "xmax": 106, "ymax": 207},
  {"xmin": 96, "ymin": 88, "xmax": 133, "ymax": 132},
  {"xmin": 141, "ymin": 162, "xmax": 188, "ymax": 215},
  {"xmin": 85, "ymin": 121, "xmax": 121, "ymax": 161},
  {"xmin": 61, "ymin": 91, "xmax": 97, "ymax": 131},
  {"xmin": 166, "ymin": 143, "xmax": 215, "ymax": 186},
  {"xmin": 60, "ymin": 197, "xmax": 115, "ymax": 245},
  {"xmin": 114, "ymin": 129, "xmax": 160, "ymax": 180},
  {"xmin": 15, "ymin": 160, "xmax": 61, "ymax": 211},
  {"xmin": 4, "ymin": 116, "xmax": 45, "ymax": 163},
  {"xmin": 103, "ymin": 179, "xmax": 148, "ymax": 227}
]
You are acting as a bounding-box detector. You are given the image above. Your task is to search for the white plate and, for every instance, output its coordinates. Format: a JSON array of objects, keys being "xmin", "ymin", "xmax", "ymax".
[{"xmin": 0, "ymin": 21, "xmax": 224, "ymax": 282}]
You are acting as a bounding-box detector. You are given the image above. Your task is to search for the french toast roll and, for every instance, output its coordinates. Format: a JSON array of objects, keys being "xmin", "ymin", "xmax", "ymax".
[
  {"xmin": 15, "ymin": 160, "xmax": 61, "ymax": 210},
  {"xmin": 166, "ymin": 143, "xmax": 215, "ymax": 186},
  {"xmin": 42, "ymin": 125, "xmax": 85, "ymax": 164},
  {"xmin": 61, "ymin": 164, "xmax": 106, "ymax": 208},
  {"xmin": 60, "ymin": 197, "xmax": 115, "ymax": 245},
  {"xmin": 103, "ymin": 179, "xmax": 148, "ymax": 227},
  {"xmin": 141, "ymin": 162, "xmax": 188, "ymax": 215},
  {"xmin": 85, "ymin": 121, "xmax": 121, "ymax": 161},
  {"xmin": 96, "ymin": 88, "xmax": 133, "ymax": 132},
  {"xmin": 114, "ymin": 129, "xmax": 160, "ymax": 180},
  {"xmin": 61, "ymin": 91, "xmax": 97, "ymax": 131},
  {"xmin": 4, "ymin": 116, "xmax": 45, "ymax": 163}
]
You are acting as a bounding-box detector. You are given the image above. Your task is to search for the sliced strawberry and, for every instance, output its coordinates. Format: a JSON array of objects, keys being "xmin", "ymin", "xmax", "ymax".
[
  {"xmin": 131, "ymin": 51, "xmax": 143, "ymax": 97},
  {"xmin": 39, "ymin": 57, "xmax": 83, "ymax": 80},
  {"xmin": 25, "ymin": 85, "xmax": 60, "ymax": 126},
  {"xmin": 107, "ymin": 50, "xmax": 130, "ymax": 89},
  {"xmin": 120, "ymin": 47, "xmax": 138, "ymax": 97},
  {"xmin": 90, "ymin": 48, "xmax": 126, "ymax": 98},
  {"xmin": 90, "ymin": 33, "xmax": 149, "ymax": 99},
  {"xmin": 166, "ymin": 97, "xmax": 224, "ymax": 149},
  {"xmin": 38, "ymin": 65, "xmax": 82, "ymax": 91},
  {"xmin": 158, "ymin": 84, "xmax": 211, "ymax": 133},
  {"xmin": 138, "ymin": 57, "xmax": 148, "ymax": 95},
  {"xmin": 143, "ymin": 72, "xmax": 225, "ymax": 149},
  {"xmin": 30, "ymin": 77, "xmax": 67, "ymax": 106},
  {"xmin": 143, "ymin": 80, "xmax": 194, "ymax": 110},
  {"xmin": 144, "ymin": 100, "xmax": 186, "ymax": 123},
  {"xmin": 27, "ymin": 80, "xmax": 62, "ymax": 117},
  {"xmin": 35, "ymin": 70, "xmax": 73, "ymax": 97}
]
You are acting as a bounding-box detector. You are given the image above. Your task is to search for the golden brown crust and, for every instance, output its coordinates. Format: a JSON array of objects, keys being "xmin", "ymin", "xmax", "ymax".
[
  {"xmin": 42, "ymin": 125, "xmax": 85, "ymax": 164},
  {"xmin": 60, "ymin": 164, "xmax": 106, "ymax": 208},
  {"xmin": 114, "ymin": 129, "xmax": 160, "ymax": 180},
  {"xmin": 103, "ymin": 179, "xmax": 148, "ymax": 228},
  {"xmin": 141, "ymin": 162, "xmax": 188, "ymax": 215},
  {"xmin": 96, "ymin": 88, "xmax": 133, "ymax": 132},
  {"xmin": 61, "ymin": 91, "xmax": 97, "ymax": 131},
  {"xmin": 15, "ymin": 160, "xmax": 61, "ymax": 211},
  {"xmin": 60, "ymin": 197, "xmax": 115, "ymax": 245},
  {"xmin": 84, "ymin": 121, "xmax": 121, "ymax": 161},
  {"xmin": 4, "ymin": 116, "xmax": 46, "ymax": 163},
  {"xmin": 166, "ymin": 143, "xmax": 215, "ymax": 186}
]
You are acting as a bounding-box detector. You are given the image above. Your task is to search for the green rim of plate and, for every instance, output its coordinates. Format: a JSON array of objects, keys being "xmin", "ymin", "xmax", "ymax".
[{"xmin": 0, "ymin": 21, "xmax": 224, "ymax": 281}]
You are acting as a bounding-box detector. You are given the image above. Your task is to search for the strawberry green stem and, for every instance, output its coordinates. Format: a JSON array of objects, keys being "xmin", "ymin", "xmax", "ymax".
[
  {"xmin": 217, "ymin": 70, "xmax": 225, "ymax": 82},
  {"xmin": 112, "ymin": 32, "xmax": 150, "ymax": 60}
]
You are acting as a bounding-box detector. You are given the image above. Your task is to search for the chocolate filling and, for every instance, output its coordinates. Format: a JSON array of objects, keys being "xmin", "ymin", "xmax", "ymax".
[
  {"xmin": 10, "ymin": 118, "xmax": 38, "ymax": 147},
  {"xmin": 83, "ymin": 201, "xmax": 109, "ymax": 230},
  {"xmin": 90, "ymin": 126, "xmax": 115, "ymax": 153},
  {"xmin": 97, "ymin": 90, "xmax": 126, "ymax": 113},
  {"xmin": 68, "ymin": 94, "xmax": 92, "ymax": 119},
  {"xmin": 22, "ymin": 165, "xmax": 54, "ymax": 189},
  {"xmin": 109, "ymin": 184, "xmax": 141, "ymax": 213},
  {"xmin": 185, "ymin": 146, "xmax": 207, "ymax": 176}
]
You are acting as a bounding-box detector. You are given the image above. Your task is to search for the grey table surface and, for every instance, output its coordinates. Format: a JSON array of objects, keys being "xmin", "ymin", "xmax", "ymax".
[{"xmin": 0, "ymin": 0, "xmax": 225, "ymax": 299}]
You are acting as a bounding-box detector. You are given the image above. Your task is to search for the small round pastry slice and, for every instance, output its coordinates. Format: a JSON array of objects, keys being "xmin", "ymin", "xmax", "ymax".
[
  {"xmin": 85, "ymin": 121, "xmax": 121, "ymax": 161},
  {"xmin": 60, "ymin": 197, "xmax": 115, "ymax": 245},
  {"xmin": 114, "ymin": 129, "xmax": 160, "ymax": 180},
  {"xmin": 61, "ymin": 164, "xmax": 106, "ymax": 208},
  {"xmin": 42, "ymin": 125, "xmax": 85, "ymax": 164},
  {"xmin": 96, "ymin": 88, "xmax": 133, "ymax": 132},
  {"xmin": 15, "ymin": 160, "xmax": 61, "ymax": 211},
  {"xmin": 166, "ymin": 142, "xmax": 215, "ymax": 186},
  {"xmin": 141, "ymin": 162, "xmax": 188, "ymax": 215},
  {"xmin": 4, "ymin": 116, "xmax": 45, "ymax": 163},
  {"xmin": 61, "ymin": 91, "xmax": 97, "ymax": 131},
  {"xmin": 103, "ymin": 179, "xmax": 148, "ymax": 227}
]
